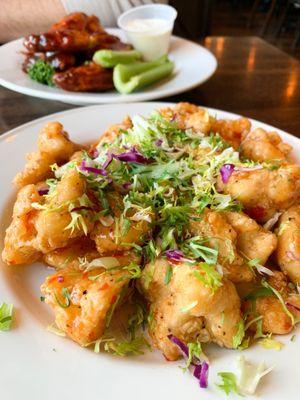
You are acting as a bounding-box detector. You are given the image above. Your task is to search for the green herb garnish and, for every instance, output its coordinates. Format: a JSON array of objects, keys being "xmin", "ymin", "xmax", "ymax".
[{"xmin": 28, "ymin": 60, "xmax": 54, "ymax": 86}]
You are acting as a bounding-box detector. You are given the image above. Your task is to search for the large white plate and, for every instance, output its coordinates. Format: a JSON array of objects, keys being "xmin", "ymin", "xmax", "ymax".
[
  {"xmin": 0, "ymin": 29, "xmax": 217, "ymax": 105},
  {"xmin": 1, "ymin": 102, "xmax": 300, "ymax": 400}
]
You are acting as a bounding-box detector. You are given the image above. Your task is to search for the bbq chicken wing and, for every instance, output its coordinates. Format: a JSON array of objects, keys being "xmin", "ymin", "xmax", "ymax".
[
  {"xmin": 13, "ymin": 122, "xmax": 79, "ymax": 188},
  {"xmin": 276, "ymin": 205, "xmax": 300, "ymax": 284},
  {"xmin": 53, "ymin": 63, "xmax": 113, "ymax": 92},
  {"xmin": 139, "ymin": 258, "xmax": 242, "ymax": 360},
  {"xmin": 41, "ymin": 264, "xmax": 130, "ymax": 345},
  {"xmin": 217, "ymin": 164, "xmax": 300, "ymax": 222}
]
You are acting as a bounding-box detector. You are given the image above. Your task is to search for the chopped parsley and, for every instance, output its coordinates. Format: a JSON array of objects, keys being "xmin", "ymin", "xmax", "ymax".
[{"xmin": 28, "ymin": 60, "xmax": 54, "ymax": 86}]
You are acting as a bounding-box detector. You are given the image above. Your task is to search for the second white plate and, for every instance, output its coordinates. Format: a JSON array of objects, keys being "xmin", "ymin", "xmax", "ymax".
[{"xmin": 0, "ymin": 29, "xmax": 217, "ymax": 105}]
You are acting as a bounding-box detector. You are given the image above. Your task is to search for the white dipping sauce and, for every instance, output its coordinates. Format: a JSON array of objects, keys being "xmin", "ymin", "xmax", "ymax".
[{"xmin": 125, "ymin": 18, "xmax": 172, "ymax": 61}]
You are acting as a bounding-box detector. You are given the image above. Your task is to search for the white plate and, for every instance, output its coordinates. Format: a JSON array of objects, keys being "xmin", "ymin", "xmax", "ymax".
[
  {"xmin": 0, "ymin": 29, "xmax": 217, "ymax": 105},
  {"xmin": 1, "ymin": 102, "xmax": 300, "ymax": 400}
]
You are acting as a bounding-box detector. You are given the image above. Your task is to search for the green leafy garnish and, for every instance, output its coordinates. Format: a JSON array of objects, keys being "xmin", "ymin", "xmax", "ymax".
[
  {"xmin": 0, "ymin": 302, "xmax": 13, "ymax": 331},
  {"xmin": 216, "ymin": 372, "xmax": 239, "ymax": 396},
  {"xmin": 259, "ymin": 336, "xmax": 284, "ymax": 351},
  {"xmin": 244, "ymin": 286, "xmax": 274, "ymax": 301},
  {"xmin": 261, "ymin": 279, "xmax": 295, "ymax": 325},
  {"xmin": 232, "ymin": 321, "xmax": 245, "ymax": 349},
  {"xmin": 55, "ymin": 288, "xmax": 71, "ymax": 309},
  {"xmin": 28, "ymin": 60, "xmax": 54, "ymax": 86},
  {"xmin": 186, "ymin": 341, "xmax": 202, "ymax": 369},
  {"xmin": 103, "ymin": 336, "xmax": 150, "ymax": 356},
  {"xmin": 193, "ymin": 263, "xmax": 222, "ymax": 290},
  {"xmin": 164, "ymin": 264, "xmax": 173, "ymax": 285}
]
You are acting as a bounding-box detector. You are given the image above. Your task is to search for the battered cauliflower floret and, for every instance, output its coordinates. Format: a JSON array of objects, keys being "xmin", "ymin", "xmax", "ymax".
[
  {"xmin": 224, "ymin": 211, "xmax": 277, "ymax": 264},
  {"xmin": 2, "ymin": 184, "xmax": 42, "ymax": 265},
  {"xmin": 276, "ymin": 205, "xmax": 300, "ymax": 284},
  {"xmin": 13, "ymin": 122, "xmax": 79, "ymax": 188},
  {"xmin": 244, "ymin": 271, "xmax": 300, "ymax": 335},
  {"xmin": 90, "ymin": 192, "xmax": 149, "ymax": 255},
  {"xmin": 159, "ymin": 102, "xmax": 215, "ymax": 134},
  {"xmin": 189, "ymin": 209, "xmax": 254, "ymax": 283},
  {"xmin": 211, "ymin": 117, "xmax": 251, "ymax": 149},
  {"xmin": 35, "ymin": 169, "xmax": 94, "ymax": 253},
  {"xmin": 217, "ymin": 164, "xmax": 300, "ymax": 222},
  {"xmin": 139, "ymin": 258, "xmax": 243, "ymax": 360},
  {"xmin": 43, "ymin": 238, "xmax": 99, "ymax": 269},
  {"xmin": 241, "ymin": 128, "xmax": 292, "ymax": 163},
  {"xmin": 44, "ymin": 238, "xmax": 140, "ymax": 271},
  {"xmin": 94, "ymin": 116, "xmax": 132, "ymax": 147},
  {"xmin": 41, "ymin": 265, "xmax": 130, "ymax": 345}
]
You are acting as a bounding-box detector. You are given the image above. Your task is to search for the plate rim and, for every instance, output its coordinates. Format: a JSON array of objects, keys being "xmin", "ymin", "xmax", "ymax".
[{"xmin": 1, "ymin": 101, "xmax": 299, "ymax": 147}]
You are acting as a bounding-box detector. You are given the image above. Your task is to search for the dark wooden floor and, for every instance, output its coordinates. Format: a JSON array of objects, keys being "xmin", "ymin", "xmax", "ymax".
[{"xmin": 210, "ymin": 0, "xmax": 300, "ymax": 59}]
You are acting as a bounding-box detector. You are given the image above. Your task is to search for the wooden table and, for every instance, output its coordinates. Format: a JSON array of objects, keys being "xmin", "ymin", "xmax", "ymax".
[{"xmin": 1, "ymin": 36, "xmax": 300, "ymax": 136}]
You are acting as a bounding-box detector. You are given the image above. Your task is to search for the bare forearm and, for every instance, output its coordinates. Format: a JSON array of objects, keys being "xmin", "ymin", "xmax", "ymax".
[{"xmin": 0, "ymin": 0, "xmax": 66, "ymax": 42}]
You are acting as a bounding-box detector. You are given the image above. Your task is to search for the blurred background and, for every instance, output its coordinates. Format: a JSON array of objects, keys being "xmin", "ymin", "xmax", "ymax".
[{"xmin": 172, "ymin": 0, "xmax": 300, "ymax": 58}]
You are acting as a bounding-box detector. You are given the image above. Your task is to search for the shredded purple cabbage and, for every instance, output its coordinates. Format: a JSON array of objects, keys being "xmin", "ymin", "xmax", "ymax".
[
  {"xmin": 38, "ymin": 188, "xmax": 49, "ymax": 196},
  {"xmin": 102, "ymin": 153, "xmax": 113, "ymax": 169},
  {"xmin": 57, "ymin": 276, "xmax": 64, "ymax": 283},
  {"xmin": 165, "ymin": 249, "xmax": 185, "ymax": 262},
  {"xmin": 167, "ymin": 335, "xmax": 189, "ymax": 357},
  {"xmin": 199, "ymin": 362, "xmax": 209, "ymax": 388},
  {"xmin": 168, "ymin": 335, "xmax": 209, "ymax": 389},
  {"xmin": 286, "ymin": 251, "xmax": 300, "ymax": 262},
  {"xmin": 70, "ymin": 206, "xmax": 93, "ymax": 213},
  {"xmin": 122, "ymin": 182, "xmax": 132, "ymax": 190},
  {"xmin": 155, "ymin": 139, "xmax": 163, "ymax": 147},
  {"xmin": 114, "ymin": 148, "xmax": 150, "ymax": 164},
  {"xmin": 286, "ymin": 302, "xmax": 300, "ymax": 312},
  {"xmin": 80, "ymin": 161, "xmax": 108, "ymax": 176},
  {"xmin": 220, "ymin": 163, "xmax": 235, "ymax": 183},
  {"xmin": 89, "ymin": 148, "xmax": 99, "ymax": 159}
]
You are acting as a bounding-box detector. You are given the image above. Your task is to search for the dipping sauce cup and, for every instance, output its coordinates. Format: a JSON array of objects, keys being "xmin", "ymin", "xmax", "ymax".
[{"xmin": 118, "ymin": 4, "xmax": 177, "ymax": 61}]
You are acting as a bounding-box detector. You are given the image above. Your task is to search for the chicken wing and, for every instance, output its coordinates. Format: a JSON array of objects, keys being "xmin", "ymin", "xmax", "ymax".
[{"xmin": 53, "ymin": 63, "xmax": 113, "ymax": 92}]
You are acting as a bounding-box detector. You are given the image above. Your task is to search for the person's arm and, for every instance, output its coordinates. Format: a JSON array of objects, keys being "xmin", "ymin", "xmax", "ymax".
[{"xmin": 0, "ymin": 0, "xmax": 66, "ymax": 42}]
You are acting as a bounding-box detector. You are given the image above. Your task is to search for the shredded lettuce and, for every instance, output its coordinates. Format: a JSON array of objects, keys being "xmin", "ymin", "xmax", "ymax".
[
  {"xmin": 216, "ymin": 372, "xmax": 238, "ymax": 395},
  {"xmin": 262, "ymin": 279, "xmax": 295, "ymax": 325},
  {"xmin": 193, "ymin": 263, "xmax": 222, "ymax": 290},
  {"xmin": 232, "ymin": 320, "xmax": 245, "ymax": 349},
  {"xmin": 0, "ymin": 302, "xmax": 13, "ymax": 331},
  {"xmin": 236, "ymin": 356, "xmax": 274, "ymax": 395},
  {"xmin": 259, "ymin": 336, "xmax": 284, "ymax": 351},
  {"xmin": 47, "ymin": 322, "xmax": 66, "ymax": 337}
]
